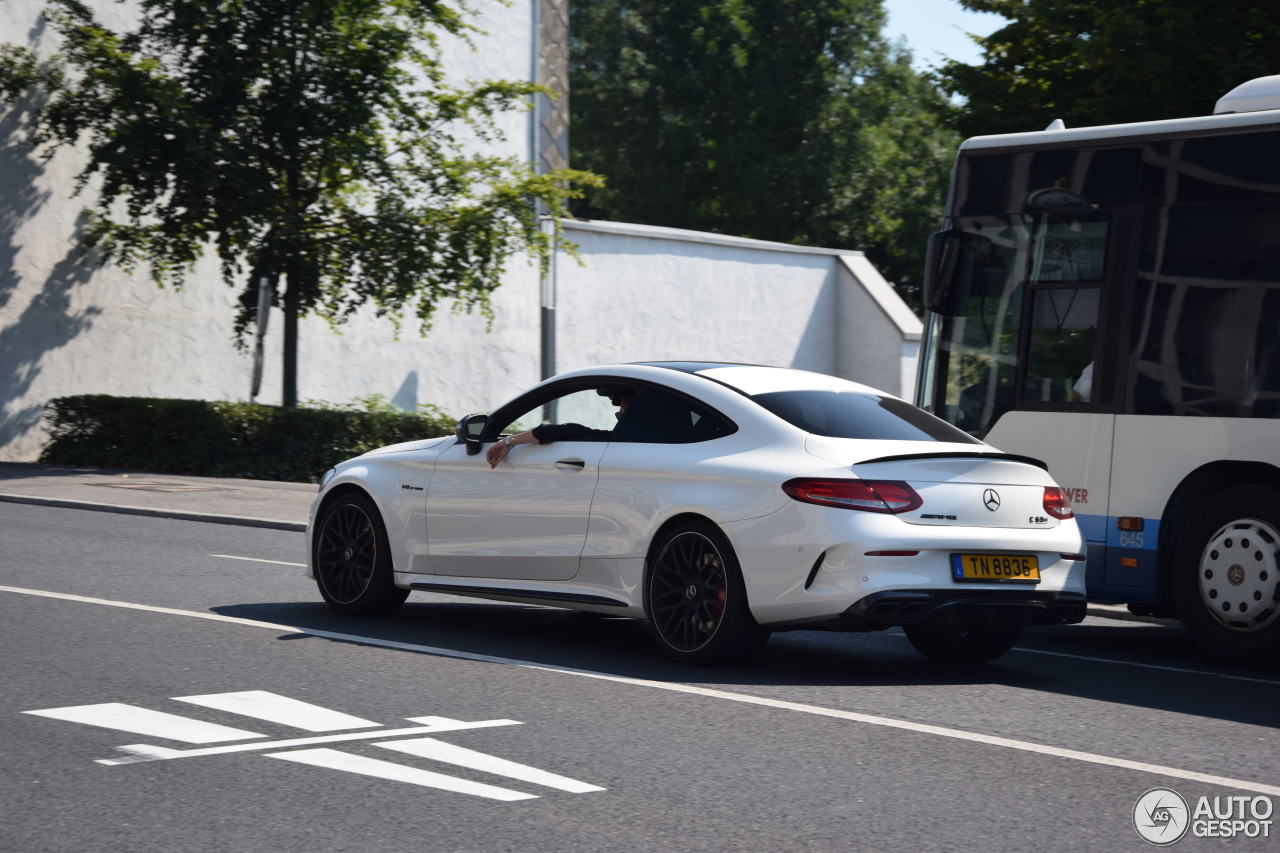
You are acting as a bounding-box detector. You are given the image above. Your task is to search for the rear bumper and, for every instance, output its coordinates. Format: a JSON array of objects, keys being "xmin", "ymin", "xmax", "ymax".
[
  {"xmin": 779, "ymin": 589, "xmax": 1087, "ymax": 632},
  {"xmin": 726, "ymin": 499, "xmax": 1087, "ymax": 627}
]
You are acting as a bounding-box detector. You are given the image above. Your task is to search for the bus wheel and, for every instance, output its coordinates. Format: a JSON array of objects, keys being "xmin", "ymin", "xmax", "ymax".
[{"xmin": 1173, "ymin": 485, "xmax": 1280, "ymax": 668}]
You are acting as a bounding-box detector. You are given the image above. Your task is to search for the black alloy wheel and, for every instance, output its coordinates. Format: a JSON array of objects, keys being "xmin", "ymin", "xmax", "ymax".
[
  {"xmin": 314, "ymin": 491, "xmax": 408, "ymax": 616},
  {"xmin": 645, "ymin": 521, "xmax": 768, "ymax": 664}
]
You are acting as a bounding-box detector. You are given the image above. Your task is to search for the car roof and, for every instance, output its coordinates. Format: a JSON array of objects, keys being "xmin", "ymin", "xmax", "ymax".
[{"xmin": 637, "ymin": 361, "xmax": 888, "ymax": 398}]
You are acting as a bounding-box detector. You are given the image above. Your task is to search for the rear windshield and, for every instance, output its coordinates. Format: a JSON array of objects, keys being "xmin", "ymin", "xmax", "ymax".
[{"xmin": 751, "ymin": 391, "xmax": 980, "ymax": 443}]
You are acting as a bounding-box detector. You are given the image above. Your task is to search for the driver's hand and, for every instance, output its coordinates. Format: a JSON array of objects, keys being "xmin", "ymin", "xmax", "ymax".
[{"xmin": 486, "ymin": 440, "xmax": 508, "ymax": 469}]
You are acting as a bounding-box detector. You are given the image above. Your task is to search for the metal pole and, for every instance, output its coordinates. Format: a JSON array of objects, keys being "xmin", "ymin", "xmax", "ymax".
[
  {"xmin": 532, "ymin": 0, "xmax": 556, "ymax": 382},
  {"xmin": 540, "ymin": 217, "xmax": 557, "ymax": 381}
]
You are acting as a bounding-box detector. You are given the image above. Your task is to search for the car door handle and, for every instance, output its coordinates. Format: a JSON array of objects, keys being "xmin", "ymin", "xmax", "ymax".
[{"xmin": 555, "ymin": 458, "xmax": 586, "ymax": 470}]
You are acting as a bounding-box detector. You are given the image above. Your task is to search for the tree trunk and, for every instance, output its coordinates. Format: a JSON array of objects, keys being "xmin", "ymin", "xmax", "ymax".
[{"xmin": 282, "ymin": 265, "xmax": 299, "ymax": 408}]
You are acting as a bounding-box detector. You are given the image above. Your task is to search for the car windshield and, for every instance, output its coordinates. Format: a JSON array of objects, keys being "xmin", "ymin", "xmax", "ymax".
[{"xmin": 751, "ymin": 390, "xmax": 980, "ymax": 443}]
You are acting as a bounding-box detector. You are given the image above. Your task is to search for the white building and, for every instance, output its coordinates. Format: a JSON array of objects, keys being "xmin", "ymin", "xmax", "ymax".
[{"xmin": 0, "ymin": 0, "xmax": 920, "ymax": 461}]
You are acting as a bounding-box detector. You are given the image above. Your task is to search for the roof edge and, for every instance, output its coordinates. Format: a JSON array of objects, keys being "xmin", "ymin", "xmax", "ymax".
[
  {"xmin": 554, "ymin": 218, "xmax": 865, "ymax": 259},
  {"xmin": 838, "ymin": 256, "xmax": 923, "ymax": 341},
  {"xmin": 961, "ymin": 107, "xmax": 1280, "ymax": 152}
]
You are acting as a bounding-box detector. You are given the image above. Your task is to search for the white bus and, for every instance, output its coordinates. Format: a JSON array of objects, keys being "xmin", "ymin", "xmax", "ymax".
[{"xmin": 916, "ymin": 76, "xmax": 1280, "ymax": 667}]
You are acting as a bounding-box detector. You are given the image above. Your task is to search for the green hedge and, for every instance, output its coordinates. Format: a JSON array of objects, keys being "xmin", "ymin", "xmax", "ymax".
[{"xmin": 39, "ymin": 395, "xmax": 457, "ymax": 483}]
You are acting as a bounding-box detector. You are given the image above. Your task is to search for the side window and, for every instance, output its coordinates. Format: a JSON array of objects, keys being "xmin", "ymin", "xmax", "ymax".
[
  {"xmin": 549, "ymin": 388, "xmax": 620, "ymax": 431},
  {"xmin": 611, "ymin": 387, "xmax": 734, "ymax": 444},
  {"xmin": 1129, "ymin": 201, "xmax": 1280, "ymax": 417},
  {"xmin": 494, "ymin": 386, "xmax": 621, "ymax": 437}
]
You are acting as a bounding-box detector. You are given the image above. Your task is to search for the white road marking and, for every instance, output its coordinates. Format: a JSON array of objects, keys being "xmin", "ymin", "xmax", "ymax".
[
  {"xmin": 5, "ymin": 583, "xmax": 1279, "ymax": 796},
  {"xmin": 210, "ymin": 554, "xmax": 306, "ymax": 567},
  {"xmin": 265, "ymin": 748, "xmax": 538, "ymax": 801},
  {"xmin": 29, "ymin": 688, "xmax": 601, "ymax": 799},
  {"xmin": 175, "ymin": 690, "xmax": 380, "ymax": 731},
  {"xmin": 376, "ymin": 737, "xmax": 606, "ymax": 793},
  {"xmin": 26, "ymin": 703, "xmax": 264, "ymax": 744},
  {"xmin": 96, "ymin": 717, "xmax": 521, "ymax": 765}
]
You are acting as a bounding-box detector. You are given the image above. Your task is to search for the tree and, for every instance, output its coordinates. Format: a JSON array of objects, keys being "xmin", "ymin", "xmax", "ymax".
[
  {"xmin": 937, "ymin": 1, "xmax": 1280, "ymax": 138},
  {"xmin": 569, "ymin": 0, "xmax": 957, "ymax": 309},
  {"xmin": 0, "ymin": 0, "xmax": 597, "ymax": 405}
]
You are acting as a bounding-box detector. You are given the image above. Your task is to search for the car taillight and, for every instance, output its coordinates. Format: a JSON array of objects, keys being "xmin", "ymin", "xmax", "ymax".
[
  {"xmin": 1043, "ymin": 486, "xmax": 1074, "ymax": 519},
  {"xmin": 782, "ymin": 479, "xmax": 922, "ymax": 513}
]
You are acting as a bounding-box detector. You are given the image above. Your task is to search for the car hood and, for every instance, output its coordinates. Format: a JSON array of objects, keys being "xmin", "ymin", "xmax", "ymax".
[{"xmin": 358, "ymin": 435, "xmax": 453, "ymax": 457}]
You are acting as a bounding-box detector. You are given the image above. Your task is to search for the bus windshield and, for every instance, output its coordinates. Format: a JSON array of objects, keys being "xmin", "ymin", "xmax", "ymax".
[{"xmin": 930, "ymin": 212, "xmax": 1108, "ymax": 437}]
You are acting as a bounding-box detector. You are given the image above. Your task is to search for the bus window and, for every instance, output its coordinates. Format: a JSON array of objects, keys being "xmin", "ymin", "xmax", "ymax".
[
  {"xmin": 1026, "ymin": 288, "xmax": 1100, "ymax": 403},
  {"xmin": 1129, "ymin": 200, "xmax": 1280, "ymax": 417},
  {"xmin": 1029, "ymin": 218, "xmax": 1108, "ymax": 282}
]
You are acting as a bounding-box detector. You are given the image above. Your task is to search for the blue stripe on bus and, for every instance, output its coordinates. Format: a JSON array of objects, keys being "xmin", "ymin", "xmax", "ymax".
[
  {"xmin": 1074, "ymin": 513, "xmax": 1164, "ymax": 603},
  {"xmin": 1075, "ymin": 513, "xmax": 1108, "ymax": 543}
]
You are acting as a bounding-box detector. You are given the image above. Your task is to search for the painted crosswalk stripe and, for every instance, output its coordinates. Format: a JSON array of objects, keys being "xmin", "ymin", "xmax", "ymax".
[
  {"xmin": 174, "ymin": 690, "xmax": 380, "ymax": 732},
  {"xmin": 96, "ymin": 717, "xmax": 523, "ymax": 765},
  {"xmin": 25, "ymin": 703, "xmax": 264, "ymax": 743},
  {"xmin": 376, "ymin": 737, "xmax": 605, "ymax": 793},
  {"xmin": 266, "ymin": 748, "xmax": 538, "ymax": 800}
]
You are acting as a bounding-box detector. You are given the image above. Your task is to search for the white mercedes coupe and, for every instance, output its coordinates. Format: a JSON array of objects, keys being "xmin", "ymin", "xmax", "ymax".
[{"xmin": 308, "ymin": 363, "xmax": 1086, "ymax": 664}]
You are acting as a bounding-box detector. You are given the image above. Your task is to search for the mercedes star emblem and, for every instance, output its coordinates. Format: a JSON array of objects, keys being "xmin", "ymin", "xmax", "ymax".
[{"xmin": 982, "ymin": 488, "xmax": 1002, "ymax": 511}]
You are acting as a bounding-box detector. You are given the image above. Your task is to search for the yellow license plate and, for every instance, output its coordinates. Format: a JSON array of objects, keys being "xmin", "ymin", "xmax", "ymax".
[{"xmin": 951, "ymin": 554, "xmax": 1040, "ymax": 583}]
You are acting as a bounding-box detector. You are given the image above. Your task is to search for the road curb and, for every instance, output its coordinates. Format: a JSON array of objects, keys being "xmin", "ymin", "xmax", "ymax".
[
  {"xmin": 0, "ymin": 493, "xmax": 306, "ymax": 532},
  {"xmin": 1086, "ymin": 603, "xmax": 1179, "ymax": 626}
]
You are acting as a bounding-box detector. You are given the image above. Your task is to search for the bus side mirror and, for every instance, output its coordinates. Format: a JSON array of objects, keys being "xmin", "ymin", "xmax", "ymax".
[
  {"xmin": 923, "ymin": 229, "xmax": 981, "ymax": 316},
  {"xmin": 455, "ymin": 413, "xmax": 489, "ymax": 455}
]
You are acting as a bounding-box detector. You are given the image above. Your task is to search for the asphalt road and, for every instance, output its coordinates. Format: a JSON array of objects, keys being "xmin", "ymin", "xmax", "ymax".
[{"xmin": 2, "ymin": 503, "xmax": 1277, "ymax": 852}]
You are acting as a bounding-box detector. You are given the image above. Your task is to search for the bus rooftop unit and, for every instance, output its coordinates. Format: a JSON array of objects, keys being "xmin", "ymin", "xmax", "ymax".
[{"xmin": 917, "ymin": 75, "xmax": 1280, "ymax": 668}]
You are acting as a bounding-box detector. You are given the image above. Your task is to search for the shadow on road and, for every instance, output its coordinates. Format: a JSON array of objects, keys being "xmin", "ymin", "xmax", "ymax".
[{"xmin": 211, "ymin": 599, "xmax": 1280, "ymax": 732}]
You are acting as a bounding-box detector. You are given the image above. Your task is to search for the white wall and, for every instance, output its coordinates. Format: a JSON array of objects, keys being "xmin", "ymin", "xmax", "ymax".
[
  {"xmin": 555, "ymin": 221, "xmax": 921, "ymax": 396},
  {"xmin": 0, "ymin": 1, "xmax": 922, "ymax": 462}
]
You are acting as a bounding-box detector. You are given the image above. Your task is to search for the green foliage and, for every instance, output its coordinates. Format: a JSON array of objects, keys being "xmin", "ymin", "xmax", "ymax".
[
  {"xmin": 0, "ymin": 0, "xmax": 600, "ymax": 350},
  {"xmin": 305, "ymin": 392, "xmax": 450, "ymax": 421},
  {"xmin": 40, "ymin": 394, "xmax": 456, "ymax": 482},
  {"xmin": 938, "ymin": 1, "xmax": 1280, "ymax": 138},
  {"xmin": 569, "ymin": 0, "xmax": 957, "ymax": 308}
]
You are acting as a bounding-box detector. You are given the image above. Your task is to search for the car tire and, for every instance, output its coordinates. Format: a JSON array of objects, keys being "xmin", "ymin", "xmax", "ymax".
[
  {"xmin": 314, "ymin": 491, "xmax": 409, "ymax": 616},
  {"xmin": 902, "ymin": 626, "xmax": 1022, "ymax": 665},
  {"xmin": 644, "ymin": 520, "xmax": 769, "ymax": 665},
  {"xmin": 1172, "ymin": 484, "xmax": 1280, "ymax": 668}
]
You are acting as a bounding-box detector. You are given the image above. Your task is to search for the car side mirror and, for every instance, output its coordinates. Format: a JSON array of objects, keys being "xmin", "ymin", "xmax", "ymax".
[{"xmin": 456, "ymin": 413, "xmax": 488, "ymax": 455}]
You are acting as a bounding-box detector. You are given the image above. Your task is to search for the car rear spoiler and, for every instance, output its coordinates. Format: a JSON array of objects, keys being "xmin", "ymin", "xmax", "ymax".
[{"xmin": 854, "ymin": 451, "xmax": 1049, "ymax": 471}]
